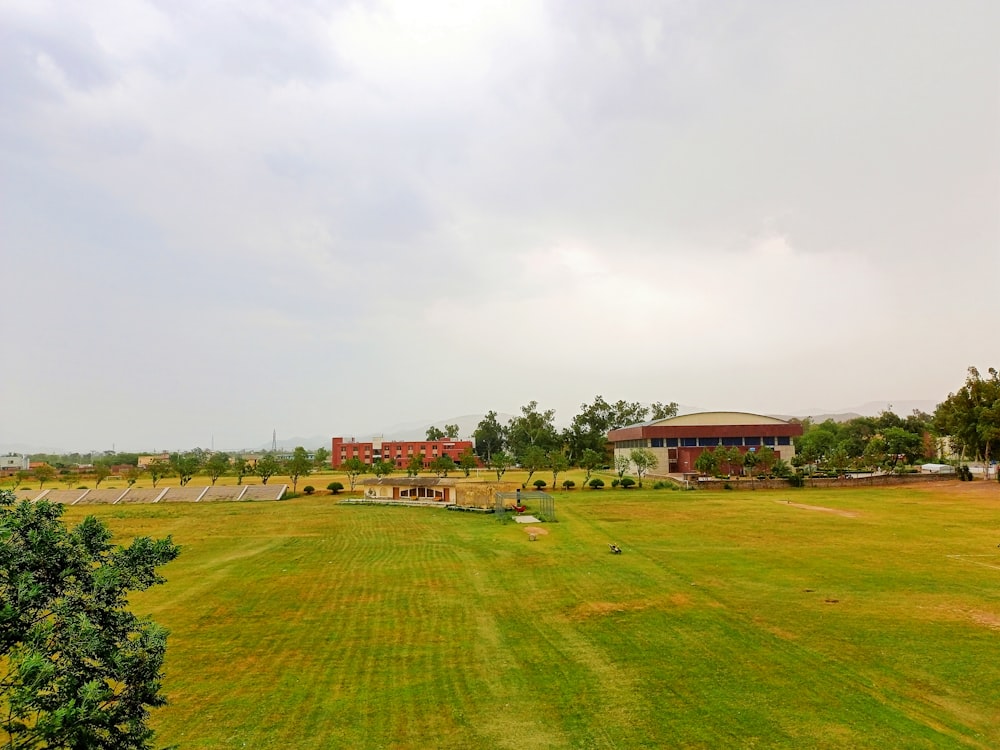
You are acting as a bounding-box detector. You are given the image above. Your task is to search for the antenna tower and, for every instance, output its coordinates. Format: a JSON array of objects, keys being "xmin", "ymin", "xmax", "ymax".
[{"xmin": 272, "ymin": 429, "xmax": 277, "ymax": 452}]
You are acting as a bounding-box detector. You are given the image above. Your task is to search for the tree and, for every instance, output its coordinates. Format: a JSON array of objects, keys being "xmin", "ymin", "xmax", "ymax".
[
  {"xmin": 286, "ymin": 446, "xmax": 312, "ymax": 493},
  {"xmin": 473, "ymin": 411, "xmax": 506, "ymax": 463},
  {"xmin": 233, "ymin": 456, "xmax": 250, "ymax": 485},
  {"xmin": 650, "ymin": 401, "xmax": 680, "ymax": 420},
  {"xmin": 520, "ymin": 445, "xmax": 547, "ymax": 488},
  {"xmin": 93, "ymin": 463, "xmax": 111, "ymax": 488},
  {"xmin": 755, "ymin": 446, "xmax": 777, "ymax": 476},
  {"xmin": 125, "ymin": 466, "xmax": 142, "ymax": 487},
  {"xmin": 313, "ymin": 447, "xmax": 330, "ymax": 470},
  {"xmin": 13, "ymin": 470, "xmax": 29, "ymax": 489},
  {"xmin": 694, "ymin": 449, "xmax": 719, "ymax": 476},
  {"xmin": 33, "ymin": 464, "xmax": 56, "ymax": 490},
  {"xmin": 425, "ymin": 426, "xmax": 446, "ymax": 441},
  {"xmin": 881, "ymin": 427, "xmax": 923, "ymax": 473},
  {"xmin": 146, "ymin": 459, "xmax": 171, "ymax": 488},
  {"xmin": 444, "ymin": 424, "xmax": 460, "ymax": 439},
  {"xmin": 430, "ymin": 455, "xmax": 456, "ymax": 477},
  {"xmin": 371, "ymin": 459, "xmax": 395, "ymax": 479},
  {"xmin": 0, "ymin": 489, "xmax": 180, "ymax": 749},
  {"xmin": 507, "ymin": 401, "xmax": 560, "ymax": 461},
  {"xmin": 341, "ymin": 457, "xmax": 367, "ymax": 490},
  {"xmin": 205, "ymin": 452, "xmax": 231, "ymax": 485},
  {"xmin": 935, "ymin": 366, "xmax": 1000, "ymax": 478},
  {"xmin": 488, "ymin": 450, "xmax": 513, "ymax": 482},
  {"xmin": 406, "ymin": 453, "xmax": 424, "ymax": 477},
  {"xmin": 547, "ymin": 449, "xmax": 569, "ymax": 490},
  {"xmin": 170, "ymin": 452, "xmax": 202, "ymax": 487},
  {"xmin": 614, "ymin": 453, "xmax": 631, "ymax": 483},
  {"xmin": 742, "ymin": 450, "xmax": 759, "ymax": 483},
  {"xmin": 579, "ymin": 448, "xmax": 604, "ymax": 487},
  {"xmin": 564, "ymin": 395, "xmax": 649, "ymax": 463},
  {"xmin": 629, "ymin": 448, "xmax": 658, "ymax": 487},
  {"xmin": 255, "ymin": 454, "xmax": 281, "ymax": 485},
  {"xmin": 458, "ymin": 447, "xmax": 478, "ymax": 477}
]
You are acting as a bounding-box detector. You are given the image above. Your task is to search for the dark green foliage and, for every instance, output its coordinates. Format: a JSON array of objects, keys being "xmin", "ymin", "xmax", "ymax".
[
  {"xmin": 611, "ymin": 479, "xmax": 620, "ymax": 488},
  {"xmin": 303, "ymin": 486, "xmax": 315, "ymax": 495},
  {"xmin": 787, "ymin": 473, "xmax": 806, "ymax": 487},
  {"xmin": 326, "ymin": 482, "xmax": 344, "ymax": 494},
  {"xmin": 588, "ymin": 478, "xmax": 605, "ymax": 489},
  {"xmin": 0, "ymin": 489, "xmax": 179, "ymax": 749},
  {"xmin": 620, "ymin": 477, "xmax": 636, "ymax": 489},
  {"xmin": 532, "ymin": 479, "xmax": 547, "ymax": 489},
  {"xmin": 561, "ymin": 480, "xmax": 575, "ymax": 490}
]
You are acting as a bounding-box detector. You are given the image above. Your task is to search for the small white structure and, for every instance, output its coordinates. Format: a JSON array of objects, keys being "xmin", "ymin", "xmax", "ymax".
[
  {"xmin": 1, "ymin": 453, "xmax": 30, "ymax": 472},
  {"xmin": 920, "ymin": 463, "xmax": 956, "ymax": 474}
]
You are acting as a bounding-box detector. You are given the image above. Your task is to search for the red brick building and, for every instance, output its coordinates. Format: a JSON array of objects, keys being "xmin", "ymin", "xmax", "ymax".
[
  {"xmin": 607, "ymin": 411, "xmax": 803, "ymax": 475},
  {"xmin": 331, "ymin": 437, "xmax": 476, "ymax": 469}
]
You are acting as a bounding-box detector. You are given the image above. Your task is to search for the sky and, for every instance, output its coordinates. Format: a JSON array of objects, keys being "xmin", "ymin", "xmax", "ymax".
[{"xmin": 1, "ymin": 0, "xmax": 998, "ymax": 453}]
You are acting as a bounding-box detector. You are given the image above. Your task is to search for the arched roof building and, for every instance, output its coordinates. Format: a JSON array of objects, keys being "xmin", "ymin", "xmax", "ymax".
[{"xmin": 607, "ymin": 411, "xmax": 803, "ymax": 475}]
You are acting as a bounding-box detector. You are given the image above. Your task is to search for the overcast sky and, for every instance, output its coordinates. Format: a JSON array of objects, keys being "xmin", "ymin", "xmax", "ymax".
[{"xmin": 2, "ymin": 0, "xmax": 997, "ymax": 452}]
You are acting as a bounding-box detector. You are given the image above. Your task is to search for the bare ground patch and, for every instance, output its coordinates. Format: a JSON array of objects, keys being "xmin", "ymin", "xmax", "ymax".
[{"xmin": 776, "ymin": 500, "xmax": 858, "ymax": 517}]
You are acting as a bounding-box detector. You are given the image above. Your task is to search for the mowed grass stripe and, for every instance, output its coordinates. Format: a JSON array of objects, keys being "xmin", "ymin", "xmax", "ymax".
[{"xmin": 64, "ymin": 483, "xmax": 1000, "ymax": 748}]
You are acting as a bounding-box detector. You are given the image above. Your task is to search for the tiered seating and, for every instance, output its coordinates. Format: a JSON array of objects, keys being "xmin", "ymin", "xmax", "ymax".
[
  {"xmin": 240, "ymin": 484, "xmax": 287, "ymax": 501},
  {"xmin": 77, "ymin": 488, "xmax": 127, "ymax": 504},
  {"xmin": 159, "ymin": 486, "xmax": 205, "ymax": 503},
  {"xmin": 117, "ymin": 488, "xmax": 165, "ymax": 504},
  {"xmin": 39, "ymin": 489, "xmax": 90, "ymax": 504},
  {"xmin": 199, "ymin": 485, "xmax": 247, "ymax": 502}
]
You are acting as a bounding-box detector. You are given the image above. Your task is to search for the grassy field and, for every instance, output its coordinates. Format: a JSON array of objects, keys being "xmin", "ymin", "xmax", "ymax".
[{"xmin": 61, "ymin": 481, "xmax": 1000, "ymax": 749}]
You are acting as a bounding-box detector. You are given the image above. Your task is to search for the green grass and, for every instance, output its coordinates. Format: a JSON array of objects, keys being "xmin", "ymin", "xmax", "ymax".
[{"xmin": 64, "ymin": 482, "xmax": 1000, "ymax": 749}]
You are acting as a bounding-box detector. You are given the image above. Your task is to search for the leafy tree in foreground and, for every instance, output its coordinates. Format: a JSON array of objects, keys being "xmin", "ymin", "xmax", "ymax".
[
  {"xmin": 579, "ymin": 449, "xmax": 604, "ymax": 487},
  {"xmin": 205, "ymin": 451, "xmax": 231, "ymax": 485},
  {"xmin": 614, "ymin": 453, "xmax": 631, "ymax": 483},
  {"xmin": 255, "ymin": 454, "xmax": 281, "ymax": 485},
  {"xmin": 935, "ymin": 366, "xmax": 1000, "ymax": 477},
  {"xmin": 341, "ymin": 457, "xmax": 368, "ymax": 490},
  {"xmin": 547, "ymin": 449, "xmax": 569, "ymax": 490},
  {"xmin": 694, "ymin": 449, "xmax": 719, "ymax": 476},
  {"xmin": 520, "ymin": 445, "xmax": 547, "ymax": 488},
  {"xmin": 93, "ymin": 462, "xmax": 111, "ymax": 488},
  {"xmin": 170, "ymin": 452, "xmax": 202, "ymax": 487},
  {"xmin": 33, "ymin": 464, "xmax": 56, "ymax": 490},
  {"xmin": 406, "ymin": 454, "xmax": 424, "ymax": 478},
  {"xmin": 286, "ymin": 446, "xmax": 312, "ymax": 493},
  {"xmin": 312, "ymin": 447, "xmax": 330, "ymax": 470},
  {"xmin": 473, "ymin": 411, "xmax": 506, "ymax": 463},
  {"xmin": 488, "ymin": 450, "xmax": 513, "ymax": 482},
  {"xmin": 430, "ymin": 455, "xmax": 456, "ymax": 477},
  {"xmin": 372, "ymin": 459, "xmax": 395, "ymax": 479},
  {"xmin": 458, "ymin": 447, "xmax": 478, "ymax": 477},
  {"xmin": 233, "ymin": 456, "xmax": 250, "ymax": 485},
  {"xmin": 0, "ymin": 489, "xmax": 180, "ymax": 749},
  {"xmin": 629, "ymin": 448, "xmax": 658, "ymax": 487},
  {"xmin": 146, "ymin": 459, "xmax": 171, "ymax": 488}
]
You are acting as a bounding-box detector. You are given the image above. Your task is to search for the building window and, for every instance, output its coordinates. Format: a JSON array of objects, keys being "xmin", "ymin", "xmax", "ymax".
[
  {"xmin": 666, "ymin": 438, "xmax": 678, "ymax": 447},
  {"xmin": 744, "ymin": 436, "xmax": 761, "ymax": 446},
  {"xmin": 681, "ymin": 437, "xmax": 698, "ymax": 447},
  {"xmin": 651, "ymin": 438, "xmax": 664, "ymax": 448},
  {"xmin": 721, "ymin": 437, "xmax": 742, "ymax": 447},
  {"xmin": 698, "ymin": 438, "xmax": 717, "ymax": 447},
  {"xmin": 763, "ymin": 436, "xmax": 775, "ymax": 446},
  {"xmin": 777, "ymin": 436, "xmax": 791, "ymax": 446}
]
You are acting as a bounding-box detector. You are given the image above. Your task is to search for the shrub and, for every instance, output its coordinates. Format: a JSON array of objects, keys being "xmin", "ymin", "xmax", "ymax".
[
  {"xmin": 620, "ymin": 477, "xmax": 636, "ymax": 489},
  {"xmin": 303, "ymin": 485, "xmax": 315, "ymax": 495},
  {"xmin": 723, "ymin": 482, "xmax": 733, "ymax": 490},
  {"xmin": 326, "ymin": 482, "xmax": 344, "ymax": 494},
  {"xmin": 532, "ymin": 479, "xmax": 547, "ymax": 489},
  {"xmin": 561, "ymin": 480, "xmax": 575, "ymax": 490},
  {"xmin": 787, "ymin": 473, "xmax": 805, "ymax": 488},
  {"xmin": 652, "ymin": 480, "xmax": 674, "ymax": 490},
  {"xmin": 611, "ymin": 479, "xmax": 620, "ymax": 488},
  {"xmin": 589, "ymin": 478, "xmax": 605, "ymax": 489},
  {"xmin": 76, "ymin": 486, "xmax": 88, "ymax": 490}
]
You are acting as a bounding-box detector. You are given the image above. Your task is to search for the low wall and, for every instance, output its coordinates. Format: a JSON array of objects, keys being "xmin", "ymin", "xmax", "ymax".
[{"xmin": 691, "ymin": 473, "xmax": 958, "ymax": 490}]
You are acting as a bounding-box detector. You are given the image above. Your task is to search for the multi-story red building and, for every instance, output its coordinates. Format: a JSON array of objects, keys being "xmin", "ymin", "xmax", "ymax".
[{"xmin": 331, "ymin": 437, "xmax": 476, "ymax": 469}]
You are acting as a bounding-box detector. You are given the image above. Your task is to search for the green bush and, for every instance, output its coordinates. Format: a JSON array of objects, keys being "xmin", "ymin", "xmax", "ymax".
[
  {"xmin": 787, "ymin": 473, "xmax": 805, "ymax": 488},
  {"xmin": 620, "ymin": 477, "xmax": 636, "ymax": 489},
  {"xmin": 611, "ymin": 479, "xmax": 620, "ymax": 488},
  {"xmin": 561, "ymin": 480, "xmax": 575, "ymax": 490},
  {"xmin": 303, "ymin": 485, "xmax": 315, "ymax": 495},
  {"xmin": 589, "ymin": 478, "xmax": 605, "ymax": 490},
  {"xmin": 326, "ymin": 482, "xmax": 344, "ymax": 494},
  {"xmin": 722, "ymin": 482, "xmax": 733, "ymax": 490},
  {"xmin": 532, "ymin": 479, "xmax": 547, "ymax": 489}
]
